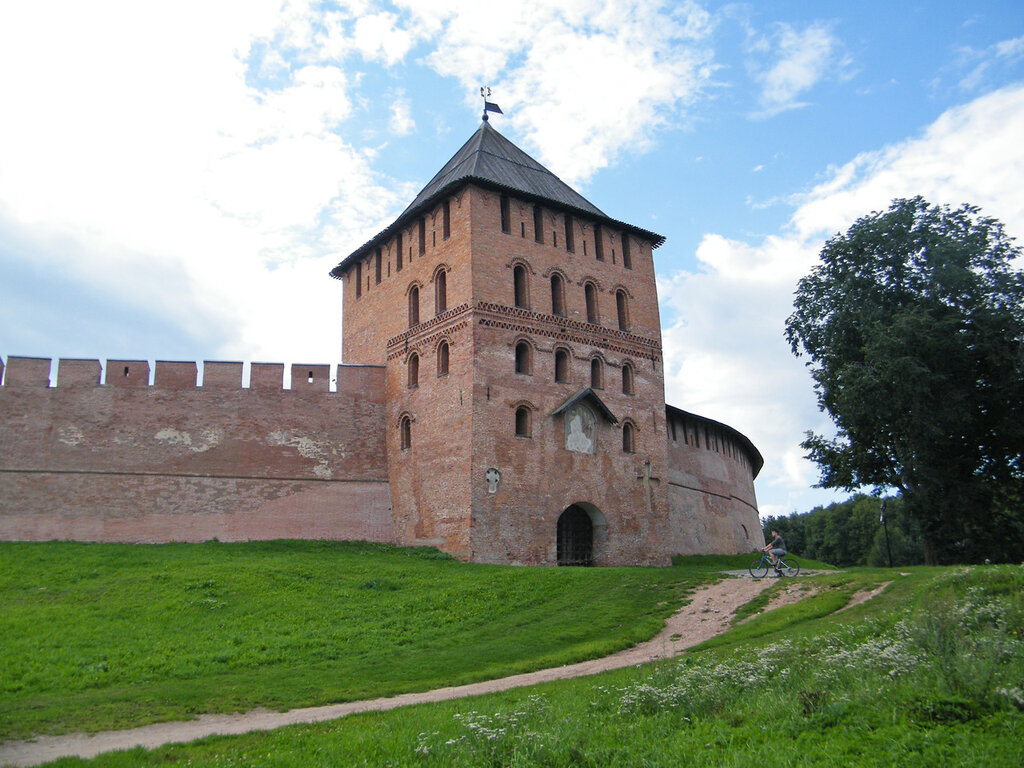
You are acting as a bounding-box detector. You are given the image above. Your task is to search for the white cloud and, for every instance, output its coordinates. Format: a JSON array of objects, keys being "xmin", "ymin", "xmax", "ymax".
[
  {"xmin": 660, "ymin": 84, "xmax": 1024, "ymax": 517},
  {"xmin": 747, "ymin": 21, "xmax": 846, "ymax": 118},
  {"xmin": 388, "ymin": 91, "xmax": 415, "ymax": 136},
  {"xmin": 400, "ymin": 0, "xmax": 716, "ymax": 185},
  {"xmin": 955, "ymin": 34, "xmax": 1024, "ymax": 91},
  {"xmin": 0, "ymin": 1, "xmax": 411, "ymax": 365}
]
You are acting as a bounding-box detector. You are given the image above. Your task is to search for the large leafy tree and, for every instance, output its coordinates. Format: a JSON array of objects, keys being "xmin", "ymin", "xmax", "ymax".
[{"xmin": 785, "ymin": 197, "xmax": 1024, "ymax": 563}]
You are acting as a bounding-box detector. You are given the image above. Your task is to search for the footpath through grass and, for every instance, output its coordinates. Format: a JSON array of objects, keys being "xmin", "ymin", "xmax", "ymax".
[
  {"xmin": 0, "ymin": 540, "xmax": 706, "ymax": 740},
  {"xmin": 30, "ymin": 563, "xmax": 1023, "ymax": 768}
]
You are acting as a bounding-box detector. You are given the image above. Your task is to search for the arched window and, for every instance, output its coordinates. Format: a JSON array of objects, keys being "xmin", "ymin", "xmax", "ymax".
[
  {"xmin": 585, "ymin": 282, "xmax": 599, "ymax": 324},
  {"xmin": 407, "ymin": 353, "xmax": 419, "ymax": 388},
  {"xmin": 400, "ymin": 415, "xmax": 412, "ymax": 450},
  {"xmin": 550, "ymin": 273, "xmax": 566, "ymax": 316},
  {"xmin": 408, "ymin": 285, "xmax": 420, "ymax": 327},
  {"xmin": 515, "ymin": 341, "xmax": 532, "ymax": 374},
  {"xmin": 622, "ymin": 422, "xmax": 636, "ymax": 453},
  {"xmin": 590, "ymin": 357, "xmax": 603, "ymax": 389},
  {"xmin": 622, "ymin": 362, "xmax": 635, "ymax": 395},
  {"xmin": 616, "ymin": 289, "xmax": 630, "ymax": 331},
  {"xmin": 434, "ymin": 269, "xmax": 447, "ymax": 315},
  {"xmin": 515, "ymin": 406, "xmax": 532, "ymax": 437},
  {"xmin": 555, "ymin": 348, "xmax": 570, "ymax": 383},
  {"xmin": 437, "ymin": 340, "xmax": 449, "ymax": 377},
  {"xmin": 533, "ymin": 205, "xmax": 544, "ymax": 243},
  {"xmin": 514, "ymin": 264, "xmax": 529, "ymax": 308}
]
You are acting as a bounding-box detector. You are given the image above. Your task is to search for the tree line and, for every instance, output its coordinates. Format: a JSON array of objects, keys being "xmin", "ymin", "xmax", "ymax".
[{"xmin": 761, "ymin": 495, "xmax": 926, "ymax": 568}]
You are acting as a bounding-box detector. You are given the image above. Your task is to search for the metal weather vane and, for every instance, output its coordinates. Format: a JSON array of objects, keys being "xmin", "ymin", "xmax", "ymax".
[{"xmin": 480, "ymin": 86, "xmax": 503, "ymax": 121}]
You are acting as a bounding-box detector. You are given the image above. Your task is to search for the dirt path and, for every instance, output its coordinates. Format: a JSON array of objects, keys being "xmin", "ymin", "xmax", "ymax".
[{"xmin": 1, "ymin": 576, "xmax": 783, "ymax": 768}]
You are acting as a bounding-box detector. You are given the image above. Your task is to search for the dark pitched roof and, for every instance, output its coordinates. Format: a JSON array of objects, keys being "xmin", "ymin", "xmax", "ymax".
[
  {"xmin": 400, "ymin": 120, "xmax": 607, "ymax": 220},
  {"xmin": 330, "ymin": 121, "xmax": 665, "ymax": 278},
  {"xmin": 551, "ymin": 387, "xmax": 618, "ymax": 425}
]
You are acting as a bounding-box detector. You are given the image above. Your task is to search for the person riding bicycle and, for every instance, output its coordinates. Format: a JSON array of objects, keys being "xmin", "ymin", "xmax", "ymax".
[{"xmin": 761, "ymin": 530, "xmax": 786, "ymax": 575}]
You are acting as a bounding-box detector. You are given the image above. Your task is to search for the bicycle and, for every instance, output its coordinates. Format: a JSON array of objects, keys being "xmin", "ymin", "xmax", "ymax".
[{"xmin": 748, "ymin": 552, "xmax": 800, "ymax": 578}]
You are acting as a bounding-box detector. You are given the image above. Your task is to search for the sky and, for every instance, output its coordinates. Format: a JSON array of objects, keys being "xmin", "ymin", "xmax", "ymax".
[{"xmin": 1, "ymin": 0, "xmax": 1023, "ymax": 519}]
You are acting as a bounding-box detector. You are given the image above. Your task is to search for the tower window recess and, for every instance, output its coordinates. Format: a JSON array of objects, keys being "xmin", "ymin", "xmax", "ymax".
[
  {"xmin": 434, "ymin": 269, "xmax": 447, "ymax": 315},
  {"xmin": 408, "ymin": 285, "xmax": 419, "ymax": 327},
  {"xmin": 585, "ymin": 282, "xmax": 599, "ymax": 324},
  {"xmin": 354, "ymin": 262, "xmax": 362, "ymax": 298},
  {"xmin": 555, "ymin": 348, "xmax": 569, "ymax": 383},
  {"xmin": 515, "ymin": 341, "xmax": 532, "ymax": 375},
  {"xmin": 616, "ymin": 289, "xmax": 630, "ymax": 331},
  {"xmin": 500, "ymin": 194, "xmax": 511, "ymax": 234},
  {"xmin": 407, "ymin": 353, "xmax": 419, "ymax": 388},
  {"xmin": 594, "ymin": 225, "xmax": 604, "ymax": 261},
  {"xmin": 533, "ymin": 205, "xmax": 544, "ymax": 244},
  {"xmin": 514, "ymin": 264, "xmax": 529, "ymax": 309},
  {"xmin": 622, "ymin": 362, "xmax": 635, "ymax": 395},
  {"xmin": 374, "ymin": 248, "xmax": 382, "ymax": 284},
  {"xmin": 515, "ymin": 405, "xmax": 532, "ymax": 437},
  {"xmin": 400, "ymin": 415, "xmax": 412, "ymax": 450},
  {"xmin": 396, "ymin": 234, "xmax": 403, "ymax": 271},
  {"xmin": 621, "ymin": 233, "xmax": 632, "ymax": 269},
  {"xmin": 550, "ymin": 272, "xmax": 566, "ymax": 316},
  {"xmin": 437, "ymin": 340, "xmax": 450, "ymax": 377},
  {"xmin": 442, "ymin": 200, "xmax": 451, "ymax": 240},
  {"xmin": 418, "ymin": 217, "xmax": 426, "ymax": 255},
  {"xmin": 622, "ymin": 422, "xmax": 636, "ymax": 453},
  {"xmin": 564, "ymin": 214, "xmax": 575, "ymax": 252},
  {"xmin": 590, "ymin": 357, "xmax": 603, "ymax": 389}
]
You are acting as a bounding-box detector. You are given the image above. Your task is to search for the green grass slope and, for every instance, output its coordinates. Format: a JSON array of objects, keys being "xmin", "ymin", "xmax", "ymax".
[
  {"xmin": 16, "ymin": 562, "xmax": 1024, "ymax": 768},
  {"xmin": 0, "ymin": 540, "xmax": 707, "ymax": 740}
]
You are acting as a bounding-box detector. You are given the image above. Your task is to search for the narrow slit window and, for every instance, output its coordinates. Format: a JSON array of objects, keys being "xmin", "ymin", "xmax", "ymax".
[
  {"xmin": 594, "ymin": 225, "xmax": 604, "ymax": 261},
  {"xmin": 515, "ymin": 406, "xmax": 532, "ymax": 437},
  {"xmin": 437, "ymin": 341, "xmax": 449, "ymax": 377},
  {"xmin": 534, "ymin": 205, "xmax": 544, "ymax": 243},
  {"xmin": 434, "ymin": 270, "xmax": 447, "ymax": 314},
  {"xmin": 590, "ymin": 358, "xmax": 603, "ymax": 389},
  {"xmin": 555, "ymin": 349, "xmax": 569, "ymax": 383},
  {"xmin": 374, "ymin": 248, "xmax": 382, "ymax": 284},
  {"xmin": 621, "ymin": 233, "xmax": 632, "ymax": 269},
  {"xmin": 515, "ymin": 341, "xmax": 532, "ymax": 374},
  {"xmin": 400, "ymin": 416, "xmax": 411, "ymax": 450},
  {"xmin": 616, "ymin": 290, "xmax": 630, "ymax": 331},
  {"xmin": 407, "ymin": 354, "xmax": 419, "ymax": 388},
  {"xmin": 408, "ymin": 285, "xmax": 419, "ymax": 327},
  {"xmin": 622, "ymin": 423, "xmax": 635, "ymax": 453},
  {"xmin": 500, "ymin": 195, "xmax": 511, "ymax": 234},
  {"xmin": 622, "ymin": 363, "xmax": 634, "ymax": 395},
  {"xmin": 418, "ymin": 217, "xmax": 426, "ymax": 255},
  {"xmin": 442, "ymin": 200, "xmax": 451, "ymax": 240},
  {"xmin": 551, "ymin": 273, "xmax": 565, "ymax": 316},
  {"xmin": 396, "ymin": 234, "xmax": 403, "ymax": 271},
  {"xmin": 354, "ymin": 263, "xmax": 362, "ymax": 298},
  {"xmin": 514, "ymin": 264, "xmax": 529, "ymax": 309},
  {"xmin": 585, "ymin": 282, "xmax": 599, "ymax": 324},
  {"xmin": 564, "ymin": 214, "xmax": 574, "ymax": 252}
]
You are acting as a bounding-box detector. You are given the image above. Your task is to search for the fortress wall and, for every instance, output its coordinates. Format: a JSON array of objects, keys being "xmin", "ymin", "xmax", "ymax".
[
  {"xmin": 664, "ymin": 409, "xmax": 763, "ymax": 556},
  {"xmin": 0, "ymin": 358, "xmax": 394, "ymax": 544}
]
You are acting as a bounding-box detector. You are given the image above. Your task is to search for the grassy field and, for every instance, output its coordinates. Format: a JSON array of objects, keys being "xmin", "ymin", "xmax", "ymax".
[
  {"xmin": 0, "ymin": 540, "xmax": 713, "ymax": 740},
  {"xmin": 4, "ymin": 544, "xmax": 1021, "ymax": 767}
]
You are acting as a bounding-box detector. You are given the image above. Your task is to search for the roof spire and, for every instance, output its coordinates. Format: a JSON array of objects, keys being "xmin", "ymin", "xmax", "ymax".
[{"xmin": 480, "ymin": 86, "xmax": 503, "ymax": 122}]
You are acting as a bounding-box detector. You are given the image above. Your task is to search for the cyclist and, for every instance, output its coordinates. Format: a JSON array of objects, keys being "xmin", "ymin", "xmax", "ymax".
[{"xmin": 761, "ymin": 530, "xmax": 786, "ymax": 576}]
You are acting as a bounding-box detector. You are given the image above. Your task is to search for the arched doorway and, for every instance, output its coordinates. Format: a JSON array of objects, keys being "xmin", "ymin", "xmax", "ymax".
[{"xmin": 557, "ymin": 505, "xmax": 593, "ymax": 566}]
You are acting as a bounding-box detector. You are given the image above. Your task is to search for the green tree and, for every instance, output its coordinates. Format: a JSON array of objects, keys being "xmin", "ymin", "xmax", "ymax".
[{"xmin": 785, "ymin": 198, "xmax": 1024, "ymax": 564}]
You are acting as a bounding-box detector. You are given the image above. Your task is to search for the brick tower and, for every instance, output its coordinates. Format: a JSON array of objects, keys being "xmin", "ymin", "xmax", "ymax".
[{"xmin": 331, "ymin": 120, "xmax": 684, "ymax": 565}]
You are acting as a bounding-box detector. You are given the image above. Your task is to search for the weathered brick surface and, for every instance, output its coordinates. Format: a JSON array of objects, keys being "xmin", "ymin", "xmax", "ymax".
[
  {"xmin": 338, "ymin": 181, "xmax": 763, "ymax": 565},
  {"xmin": 0, "ymin": 362, "xmax": 393, "ymax": 544}
]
